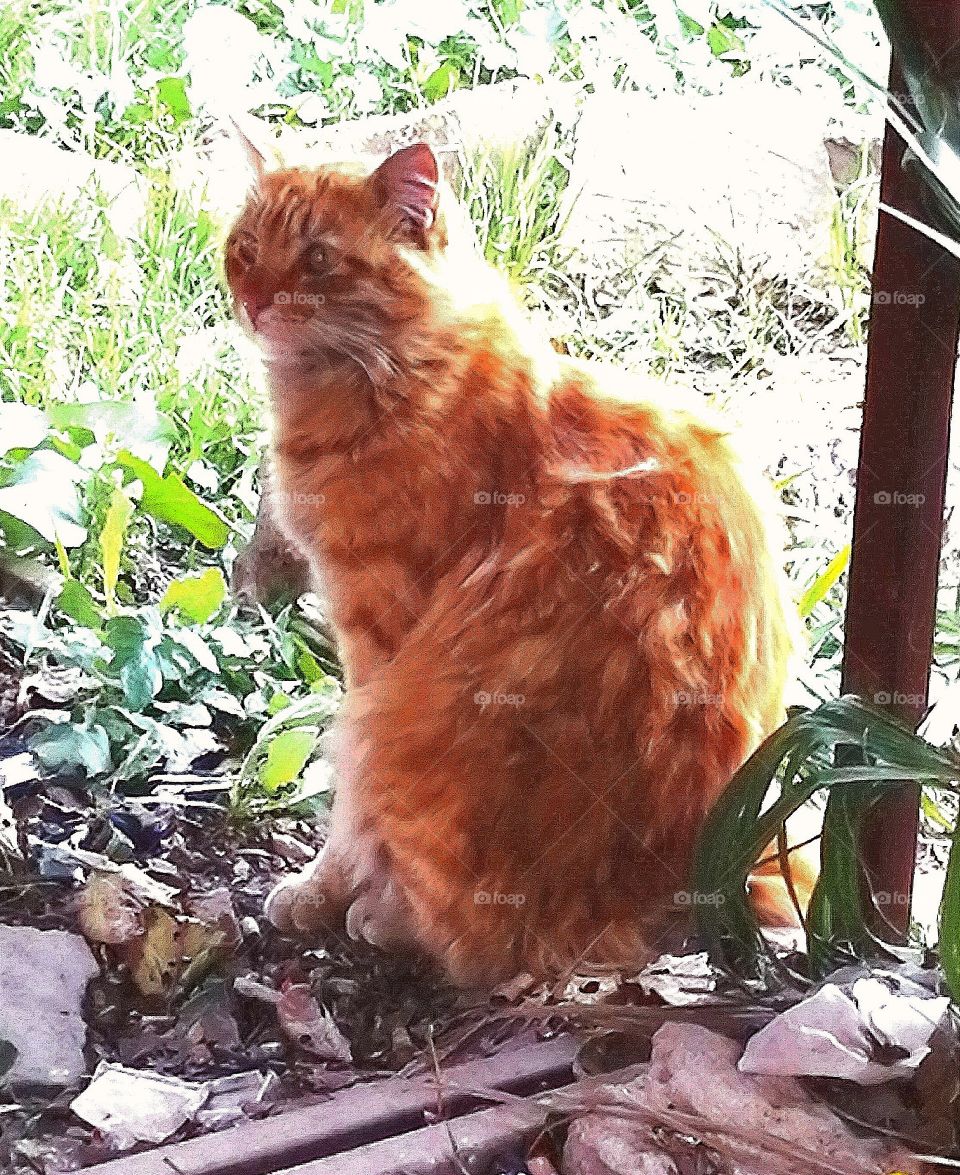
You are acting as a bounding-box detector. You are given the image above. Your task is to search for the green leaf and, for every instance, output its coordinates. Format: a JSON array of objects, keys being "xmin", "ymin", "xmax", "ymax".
[
  {"xmin": 30, "ymin": 722, "xmax": 112, "ymax": 777},
  {"xmin": 122, "ymin": 101, "xmax": 152, "ymax": 125},
  {"xmin": 423, "ymin": 60, "xmax": 460, "ymax": 101},
  {"xmin": 940, "ymin": 823, "xmax": 960, "ymax": 1002},
  {"xmin": 693, "ymin": 695, "xmax": 960, "ymax": 986},
  {"xmin": 56, "ymin": 581, "xmax": 102, "ymax": 630},
  {"xmin": 676, "ymin": 10, "xmax": 705, "ymax": 37},
  {"xmin": 101, "ymin": 486, "xmax": 134, "ymax": 612},
  {"xmin": 0, "ymin": 450, "xmax": 86, "ymax": 548},
  {"xmin": 116, "ymin": 452, "xmax": 229, "ymax": 549},
  {"xmin": 798, "ymin": 544, "xmax": 851, "ymax": 618},
  {"xmin": 103, "ymin": 616, "xmax": 163, "ymax": 710},
  {"xmin": 145, "ymin": 42, "xmax": 177, "ymax": 70},
  {"xmin": 48, "ymin": 401, "xmax": 176, "ymax": 468},
  {"xmin": 156, "ymin": 76, "xmax": 191, "ymax": 126},
  {"xmin": 706, "ymin": 21, "xmax": 745, "ymax": 58},
  {"xmin": 267, "ymin": 692, "xmax": 293, "ymax": 717},
  {"xmin": 922, "ymin": 791, "xmax": 953, "ymax": 830},
  {"xmin": 260, "ymin": 729, "xmax": 317, "ymax": 793},
  {"xmin": 292, "ymin": 43, "xmax": 334, "ymax": 86},
  {"xmin": 160, "ymin": 568, "xmax": 227, "ymax": 625}
]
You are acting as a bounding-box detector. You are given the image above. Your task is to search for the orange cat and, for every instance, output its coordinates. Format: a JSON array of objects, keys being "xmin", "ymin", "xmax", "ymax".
[{"xmin": 225, "ymin": 140, "xmax": 812, "ymax": 985}]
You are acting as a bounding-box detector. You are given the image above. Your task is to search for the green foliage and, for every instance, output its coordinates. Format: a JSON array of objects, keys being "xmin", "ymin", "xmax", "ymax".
[
  {"xmin": 260, "ymin": 728, "xmax": 317, "ymax": 793},
  {"xmin": 459, "ymin": 117, "xmax": 576, "ymax": 305},
  {"xmin": 116, "ymin": 453, "xmax": 230, "ymax": 550},
  {"xmin": 693, "ymin": 696, "xmax": 960, "ymax": 995},
  {"xmin": 798, "ymin": 544, "xmax": 850, "ymax": 619},
  {"xmin": 160, "ymin": 567, "xmax": 227, "ymax": 624},
  {"xmin": 101, "ymin": 486, "xmax": 134, "ymax": 612},
  {"xmin": 234, "ymin": 688, "xmax": 341, "ymax": 814}
]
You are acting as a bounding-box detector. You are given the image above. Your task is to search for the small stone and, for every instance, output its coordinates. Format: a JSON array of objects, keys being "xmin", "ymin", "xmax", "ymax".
[
  {"xmin": 240, "ymin": 915, "xmax": 261, "ymax": 940},
  {"xmin": 0, "ymin": 924, "xmax": 99, "ymax": 1086}
]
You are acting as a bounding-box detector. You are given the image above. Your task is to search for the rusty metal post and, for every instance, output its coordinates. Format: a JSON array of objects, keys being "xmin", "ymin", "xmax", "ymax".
[{"xmin": 841, "ymin": 43, "xmax": 960, "ymax": 937}]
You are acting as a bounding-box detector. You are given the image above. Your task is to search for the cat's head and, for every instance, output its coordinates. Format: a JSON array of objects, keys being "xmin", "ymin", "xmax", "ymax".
[{"xmin": 225, "ymin": 136, "xmax": 449, "ymax": 376}]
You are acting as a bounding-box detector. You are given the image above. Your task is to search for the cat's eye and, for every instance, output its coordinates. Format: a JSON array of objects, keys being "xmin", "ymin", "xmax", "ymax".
[{"xmin": 233, "ymin": 233, "xmax": 257, "ymax": 268}]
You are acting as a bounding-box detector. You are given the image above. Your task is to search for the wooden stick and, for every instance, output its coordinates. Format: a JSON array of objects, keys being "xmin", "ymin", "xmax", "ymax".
[{"xmin": 79, "ymin": 1036, "xmax": 579, "ymax": 1175}]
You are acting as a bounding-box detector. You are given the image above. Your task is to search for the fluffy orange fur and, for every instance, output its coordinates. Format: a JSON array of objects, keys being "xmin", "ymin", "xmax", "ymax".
[{"xmin": 225, "ymin": 142, "xmax": 812, "ymax": 985}]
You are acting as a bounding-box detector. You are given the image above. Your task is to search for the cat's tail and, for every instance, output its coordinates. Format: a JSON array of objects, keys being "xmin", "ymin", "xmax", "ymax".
[{"xmin": 747, "ymin": 805, "xmax": 821, "ymax": 928}]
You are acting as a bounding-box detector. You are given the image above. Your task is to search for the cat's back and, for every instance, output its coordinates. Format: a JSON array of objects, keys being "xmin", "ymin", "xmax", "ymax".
[{"xmin": 543, "ymin": 356, "xmax": 769, "ymax": 515}]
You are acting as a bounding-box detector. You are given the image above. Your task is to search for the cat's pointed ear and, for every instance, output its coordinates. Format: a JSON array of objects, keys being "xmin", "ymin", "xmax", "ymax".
[
  {"xmin": 371, "ymin": 143, "xmax": 439, "ymax": 246},
  {"xmin": 228, "ymin": 116, "xmax": 268, "ymax": 189}
]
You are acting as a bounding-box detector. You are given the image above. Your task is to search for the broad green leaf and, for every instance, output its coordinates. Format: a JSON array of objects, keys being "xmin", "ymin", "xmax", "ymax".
[
  {"xmin": 160, "ymin": 568, "xmax": 227, "ymax": 624},
  {"xmin": 260, "ymin": 729, "xmax": 317, "ymax": 793},
  {"xmin": 47, "ymin": 401, "xmax": 176, "ymax": 469},
  {"xmin": 101, "ymin": 486, "xmax": 134, "ymax": 612},
  {"xmin": 267, "ymin": 692, "xmax": 293, "ymax": 716},
  {"xmin": 57, "ymin": 581, "xmax": 102, "ymax": 630},
  {"xmin": 0, "ymin": 402, "xmax": 46, "ymax": 453},
  {"xmin": 103, "ymin": 615, "xmax": 163, "ymax": 710},
  {"xmin": 30, "ymin": 722, "xmax": 112, "ymax": 777},
  {"xmin": 941, "ymin": 825, "xmax": 960, "ymax": 1002},
  {"xmin": 145, "ymin": 43, "xmax": 177, "ymax": 70},
  {"xmin": 117, "ymin": 452, "xmax": 229, "ymax": 549},
  {"xmin": 423, "ymin": 60, "xmax": 460, "ymax": 101},
  {"xmin": 121, "ymin": 656, "xmax": 164, "ymax": 711},
  {"xmin": 493, "ymin": 0, "xmax": 521, "ymax": 26},
  {"xmin": 104, "ymin": 614, "xmax": 148, "ymax": 661},
  {"xmin": 156, "ymin": 76, "xmax": 191, "ymax": 125},
  {"xmin": 0, "ymin": 450, "xmax": 86, "ymax": 547},
  {"xmin": 122, "ymin": 101, "xmax": 152, "ymax": 125},
  {"xmin": 706, "ymin": 21, "xmax": 745, "ymax": 58},
  {"xmin": 676, "ymin": 10, "xmax": 705, "ymax": 37},
  {"xmin": 798, "ymin": 544, "xmax": 850, "ymax": 618}
]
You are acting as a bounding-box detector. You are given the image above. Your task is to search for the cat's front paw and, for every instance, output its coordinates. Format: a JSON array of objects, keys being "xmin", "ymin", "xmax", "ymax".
[
  {"xmin": 343, "ymin": 878, "xmax": 415, "ymax": 951},
  {"xmin": 264, "ymin": 856, "xmax": 352, "ymax": 937}
]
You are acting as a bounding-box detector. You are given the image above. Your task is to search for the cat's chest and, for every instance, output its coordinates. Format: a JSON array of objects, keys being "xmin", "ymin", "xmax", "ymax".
[{"xmin": 274, "ymin": 451, "xmax": 458, "ymax": 575}]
